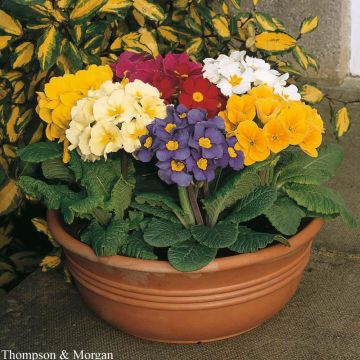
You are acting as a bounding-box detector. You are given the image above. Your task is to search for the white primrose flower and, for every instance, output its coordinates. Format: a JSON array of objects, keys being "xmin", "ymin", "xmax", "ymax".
[
  {"xmin": 217, "ymin": 67, "xmax": 254, "ymax": 96},
  {"xmin": 274, "ymin": 84, "xmax": 301, "ymax": 101},
  {"xmin": 89, "ymin": 121, "xmax": 123, "ymax": 159},
  {"xmin": 203, "ymin": 51, "xmax": 246, "ymax": 85}
]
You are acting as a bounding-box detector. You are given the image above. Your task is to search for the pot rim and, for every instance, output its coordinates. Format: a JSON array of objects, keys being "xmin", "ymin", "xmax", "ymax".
[{"xmin": 47, "ymin": 209, "xmax": 325, "ymax": 274}]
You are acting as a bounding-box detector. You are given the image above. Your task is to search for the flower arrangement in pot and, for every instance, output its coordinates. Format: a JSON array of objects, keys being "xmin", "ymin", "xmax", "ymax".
[{"xmin": 16, "ymin": 50, "xmax": 355, "ymax": 342}]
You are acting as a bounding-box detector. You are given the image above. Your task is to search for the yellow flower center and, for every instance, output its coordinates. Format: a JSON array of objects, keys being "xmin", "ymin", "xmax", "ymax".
[
  {"xmin": 227, "ymin": 147, "xmax": 237, "ymax": 158},
  {"xmin": 101, "ymin": 132, "xmax": 116, "ymax": 145},
  {"xmin": 197, "ymin": 158, "xmax": 208, "ymax": 170},
  {"xmin": 144, "ymin": 136, "xmax": 153, "ymax": 148},
  {"xmin": 272, "ymin": 135, "xmax": 279, "ymax": 141},
  {"xmin": 108, "ymin": 105, "xmax": 124, "ymax": 117},
  {"xmin": 165, "ymin": 123, "xmax": 176, "ymax": 132},
  {"xmin": 229, "ymin": 74, "xmax": 243, "ymax": 87},
  {"xmin": 130, "ymin": 128, "xmax": 147, "ymax": 140},
  {"xmin": 143, "ymin": 105, "xmax": 157, "ymax": 118},
  {"xmin": 135, "ymin": 91, "xmax": 142, "ymax": 99},
  {"xmin": 166, "ymin": 140, "xmax": 179, "ymax": 151},
  {"xmin": 192, "ymin": 91, "xmax": 204, "ymax": 102},
  {"xmin": 171, "ymin": 160, "xmax": 185, "ymax": 172},
  {"xmin": 179, "ymin": 113, "xmax": 187, "ymax": 119},
  {"xmin": 198, "ymin": 137, "xmax": 212, "ymax": 148}
]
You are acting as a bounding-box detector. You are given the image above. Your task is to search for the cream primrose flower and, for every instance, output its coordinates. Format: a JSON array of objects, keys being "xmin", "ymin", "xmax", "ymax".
[
  {"xmin": 121, "ymin": 119, "xmax": 149, "ymax": 153},
  {"xmin": 93, "ymin": 89, "xmax": 135, "ymax": 124},
  {"xmin": 66, "ymin": 79, "xmax": 166, "ymax": 161},
  {"xmin": 89, "ymin": 121, "xmax": 123, "ymax": 159},
  {"xmin": 274, "ymin": 84, "xmax": 301, "ymax": 101}
]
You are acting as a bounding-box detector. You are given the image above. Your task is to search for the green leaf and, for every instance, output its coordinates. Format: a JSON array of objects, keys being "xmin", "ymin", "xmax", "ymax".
[
  {"xmin": 0, "ymin": 9, "xmax": 23, "ymax": 36},
  {"xmin": 133, "ymin": 0, "xmax": 165, "ymax": 23},
  {"xmin": 11, "ymin": 0, "xmax": 45, "ymax": 4},
  {"xmin": 264, "ymin": 197, "xmax": 305, "ymax": 235},
  {"xmin": 191, "ymin": 223, "xmax": 238, "ymax": 248},
  {"xmin": 212, "ymin": 16, "xmax": 231, "ymax": 39},
  {"xmin": 17, "ymin": 176, "xmax": 84, "ymax": 223},
  {"xmin": 334, "ymin": 107, "xmax": 351, "ymax": 138},
  {"xmin": 70, "ymin": 0, "xmax": 107, "ymax": 24},
  {"xmin": 254, "ymin": 12, "xmax": 277, "ymax": 31},
  {"xmin": 63, "ymin": 40, "xmax": 83, "ymax": 72},
  {"xmin": 41, "ymin": 158, "xmax": 74, "ymax": 183},
  {"xmin": 128, "ymin": 211, "xmax": 144, "ymax": 231},
  {"xmin": 226, "ymin": 186, "xmax": 277, "ymax": 223},
  {"xmin": 135, "ymin": 192, "xmax": 187, "ymax": 226},
  {"xmin": 121, "ymin": 232, "xmax": 157, "ymax": 260},
  {"xmin": 277, "ymin": 144, "xmax": 344, "ymax": 185},
  {"xmin": 300, "ymin": 84, "xmax": 324, "ymax": 104},
  {"xmin": 292, "ymin": 45, "xmax": 308, "ymax": 70},
  {"xmin": 81, "ymin": 218, "xmax": 129, "ymax": 257},
  {"xmin": 68, "ymin": 151, "xmax": 82, "ymax": 180},
  {"xmin": 130, "ymin": 202, "xmax": 179, "ymax": 223},
  {"xmin": 300, "ymin": 16, "xmax": 318, "ymax": 34},
  {"xmin": 284, "ymin": 184, "xmax": 339, "ymax": 214},
  {"xmin": 143, "ymin": 218, "xmax": 191, "ymax": 247},
  {"xmin": 36, "ymin": 25, "xmax": 62, "ymax": 71},
  {"xmin": 229, "ymin": 226, "xmax": 278, "ymax": 253},
  {"xmin": 17, "ymin": 142, "xmax": 62, "ymax": 163},
  {"xmin": 168, "ymin": 240, "xmax": 217, "ymax": 272},
  {"xmin": 105, "ymin": 175, "xmax": 135, "ymax": 219},
  {"xmin": 283, "ymin": 183, "xmax": 356, "ymax": 228},
  {"xmin": 202, "ymin": 170, "xmax": 260, "ymax": 227}
]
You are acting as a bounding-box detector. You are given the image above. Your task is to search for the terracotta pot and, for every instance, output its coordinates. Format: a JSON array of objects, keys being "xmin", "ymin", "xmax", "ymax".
[{"xmin": 47, "ymin": 210, "xmax": 324, "ymax": 343}]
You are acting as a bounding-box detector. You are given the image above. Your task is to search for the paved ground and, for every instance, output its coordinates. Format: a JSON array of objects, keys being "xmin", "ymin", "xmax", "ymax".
[{"xmin": 0, "ymin": 82, "xmax": 359, "ymax": 359}]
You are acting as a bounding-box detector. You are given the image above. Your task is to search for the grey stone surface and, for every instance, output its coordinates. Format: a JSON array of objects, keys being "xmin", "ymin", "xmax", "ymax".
[
  {"xmin": 252, "ymin": 0, "xmax": 350, "ymax": 84},
  {"xmin": 0, "ymin": 252, "xmax": 359, "ymax": 359}
]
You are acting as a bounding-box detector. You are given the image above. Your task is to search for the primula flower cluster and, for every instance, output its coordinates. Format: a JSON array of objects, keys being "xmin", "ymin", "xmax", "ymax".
[
  {"xmin": 66, "ymin": 79, "xmax": 166, "ymax": 161},
  {"xmin": 203, "ymin": 51, "xmax": 301, "ymax": 101},
  {"xmin": 220, "ymin": 84, "xmax": 324, "ymax": 165},
  {"xmin": 111, "ymin": 51, "xmax": 224, "ymax": 117},
  {"xmin": 136, "ymin": 105, "xmax": 244, "ymax": 186},
  {"xmin": 37, "ymin": 65, "xmax": 113, "ymax": 144}
]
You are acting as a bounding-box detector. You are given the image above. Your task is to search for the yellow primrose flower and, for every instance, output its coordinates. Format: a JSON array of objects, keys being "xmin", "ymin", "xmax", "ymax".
[
  {"xmin": 255, "ymin": 96, "xmax": 284, "ymax": 124},
  {"xmin": 235, "ymin": 120, "xmax": 270, "ymax": 165},
  {"xmin": 299, "ymin": 105, "xmax": 324, "ymax": 157},
  {"xmin": 37, "ymin": 65, "xmax": 113, "ymax": 161},
  {"xmin": 263, "ymin": 118, "xmax": 290, "ymax": 153},
  {"xmin": 248, "ymin": 84, "xmax": 275, "ymax": 99},
  {"xmin": 277, "ymin": 102, "xmax": 308, "ymax": 145},
  {"xmin": 220, "ymin": 94, "xmax": 256, "ymax": 134}
]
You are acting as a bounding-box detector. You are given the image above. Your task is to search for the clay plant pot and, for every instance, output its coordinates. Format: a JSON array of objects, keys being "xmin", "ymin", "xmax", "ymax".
[{"xmin": 47, "ymin": 210, "xmax": 325, "ymax": 343}]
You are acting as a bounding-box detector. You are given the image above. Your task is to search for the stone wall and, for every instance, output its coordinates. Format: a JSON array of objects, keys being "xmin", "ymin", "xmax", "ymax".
[{"xmin": 245, "ymin": 0, "xmax": 351, "ymax": 84}]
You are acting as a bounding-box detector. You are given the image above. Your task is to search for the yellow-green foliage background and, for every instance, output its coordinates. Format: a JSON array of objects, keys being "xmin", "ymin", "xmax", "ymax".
[{"xmin": 0, "ymin": 0, "xmax": 348, "ymax": 289}]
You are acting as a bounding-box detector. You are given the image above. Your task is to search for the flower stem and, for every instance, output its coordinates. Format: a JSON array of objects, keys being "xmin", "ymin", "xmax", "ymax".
[
  {"xmin": 121, "ymin": 151, "xmax": 128, "ymax": 179},
  {"xmin": 178, "ymin": 186, "xmax": 196, "ymax": 227},
  {"xmin": 187, "ymin": 185, "xmax": 204, "ymax": 225},
  {"xmin": 203, "ymin": 181, "xmax": 209, "ymax": 198}
]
